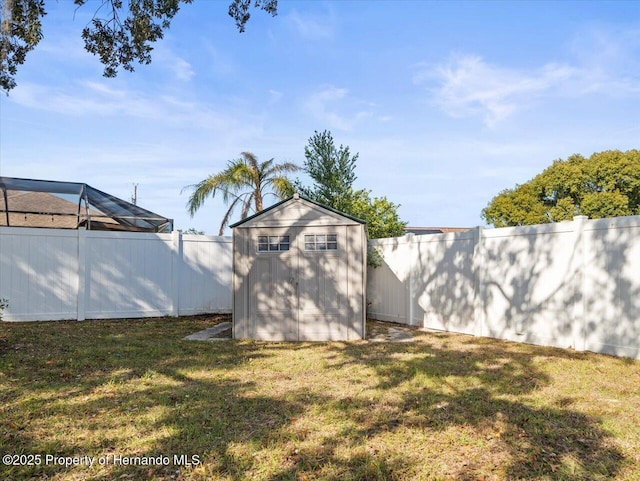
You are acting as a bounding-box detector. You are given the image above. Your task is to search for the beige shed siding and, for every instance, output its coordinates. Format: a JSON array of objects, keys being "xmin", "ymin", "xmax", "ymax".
[{"xmin": 232, "ymin": 196, "xmax": 366, "ymax": 341}]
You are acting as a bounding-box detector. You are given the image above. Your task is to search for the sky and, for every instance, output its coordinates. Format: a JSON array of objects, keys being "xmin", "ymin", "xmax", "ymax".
[{"xmin": 1, "ymin": 0, "xmax": 639, "ymax": 235}]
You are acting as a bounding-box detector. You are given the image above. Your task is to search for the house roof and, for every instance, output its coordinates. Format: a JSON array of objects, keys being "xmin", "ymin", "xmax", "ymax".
[
  {"xmin": 0, "ymin": 176, "xmax": 172, "ymax": 232},
  {"xmin": 230, "ymin": 194, "xmax": 366, "ymax": 229},
  {"xmin": 0, "ymin": 191, "xmax": 118, "ymax": 229},
  {"xmin": 404, "ymin": 226, "xmax": 472, "ymax": 235}
]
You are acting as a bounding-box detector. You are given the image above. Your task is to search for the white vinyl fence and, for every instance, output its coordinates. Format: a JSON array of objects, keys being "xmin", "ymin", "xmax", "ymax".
[
  {"xmin": 3, "ymin": 217, "xmax": 640, "ymax": 359},
  {"xmin": 0, "ymin": 227, "xmax": 232, "ymax": 322},
  {"xmin": 368, "ymin": 215, "xmax": 640, "ymax": 359}
]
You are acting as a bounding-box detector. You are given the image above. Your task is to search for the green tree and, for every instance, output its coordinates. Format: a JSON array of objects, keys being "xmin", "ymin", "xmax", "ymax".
[
  {"xmin": 0, "ymin": 0, "xmax": 278, "ymax": 92},
  {"xmin": 347, "ymin": 189, "xmax": 406, "ymax": 239},
  {"xmin": 297, "ymin": 130, "xmax": 406, "ymax": 239},
  {"xmin": 482, "ymin": 149, "xmax": 640, "ymax": 227},
  {"xmin": 297, "ymin": 130, "xmax": 358, "ymax": 213},
  {"xmin": 178, "ymin": 227, "xmax": 205, "ymax": 235},
  {"xmin": 184, "ymin": 152, "xmax": 298, "ymax": 235}
]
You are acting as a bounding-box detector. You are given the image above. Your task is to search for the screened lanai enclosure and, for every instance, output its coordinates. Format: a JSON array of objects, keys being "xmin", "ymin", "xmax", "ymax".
[{"xmin": 0, "ymin": 177, "xmax": 172, "ymax": 233}]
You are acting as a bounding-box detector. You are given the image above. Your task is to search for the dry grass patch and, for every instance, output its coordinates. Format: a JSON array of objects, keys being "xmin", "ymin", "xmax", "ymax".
[{"xmin": 1, "ymin": 316, "xmax": 639, "ymax": 480}]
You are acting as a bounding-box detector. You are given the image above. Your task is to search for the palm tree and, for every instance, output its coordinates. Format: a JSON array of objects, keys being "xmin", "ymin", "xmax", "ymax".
[{"xmin": 184, "ymin": 152, "xmax": 299, "ymax": 235}]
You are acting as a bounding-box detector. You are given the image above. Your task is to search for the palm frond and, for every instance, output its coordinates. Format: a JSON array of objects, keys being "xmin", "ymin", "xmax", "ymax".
[
  {"xmin": 258, "ymin": 158, "xmax": 275, "ymax": 183},
  {"xmin": 240, "ymin": 152, "xmax": 259, "ymax": 175},
  {"xmin": 241, "ymin": 192, "xmax": 255, "ymax": 219},
  {"xmin": 218, "ymin": 193, "xmax": 248, "ymax": 235},
  {"xmin": 185, "ymin": 175, "xmax": 219, "ymax": 216},
  {"xmin": 264, "ymin": 162, "xmax": 300, "ymax": 177},
  {"xmin": 266, "ymin": 176, "xmax": 296, "ymax": 199},
  {"xmin": 184, "ymin": 153, "xmax": 299, "ymax": 231}
]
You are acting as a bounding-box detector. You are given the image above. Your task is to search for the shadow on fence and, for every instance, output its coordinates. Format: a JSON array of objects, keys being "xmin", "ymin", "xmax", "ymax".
[{"xmin": 368, "ymin": 215, "xmax": 640, "ymax": 359}]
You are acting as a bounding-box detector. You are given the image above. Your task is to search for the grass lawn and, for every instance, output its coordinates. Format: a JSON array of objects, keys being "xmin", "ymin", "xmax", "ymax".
[{"xmin": 1, "ymin": 315, "xmax": 639, "ymax": 481}]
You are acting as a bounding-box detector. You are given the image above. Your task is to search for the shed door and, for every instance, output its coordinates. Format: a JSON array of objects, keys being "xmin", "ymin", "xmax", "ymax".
[
  {"xmin": 298, "ymin": 226, "xmax": 347, "ymax": 340},
  {"xmin": 249, "ymin": 230, "xmax": 298, "ymax": 340},
  {"xmin": 248, "ymin": 226, "xmax": 347, "ymax": 341}
]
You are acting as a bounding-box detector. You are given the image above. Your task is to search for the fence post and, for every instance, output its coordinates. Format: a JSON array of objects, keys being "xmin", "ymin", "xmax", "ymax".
[
  {"xmin": 77, "ymin": 227, "xmax": 87, "ymax": 321},
  {"xmin": 406, "ymin": 233, "xmax": 415, "ymax": 326},
  {"xmin": 171, "ymin": 231, "xmax": 182, "ymax": 317},
  {"xmin": 572, "ymin": 215, "xmax": 588, "ymax": 351},
  {"xmin": 472, "ymin": 226, "xmax": 484, "ymax": 337}
]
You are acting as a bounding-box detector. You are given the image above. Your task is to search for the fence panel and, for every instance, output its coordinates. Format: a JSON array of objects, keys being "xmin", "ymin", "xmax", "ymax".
[
  {"xmin": 481, "ymin": 223, "xmax": 578, "ymax": 349},
  {"xmin": 413, "ymin": 231, "xmax": 477, "ymax": 334},
  {"xmin": 179, "ymin": 235, "xmax": 232, "ymax": 315},
  {"xmin": 0, "ymin": 228, "xmax": 232, "ymax": 322},
  {"xmin": 582, "ymin": 217, "xmax": 640, "ymax": 359},
  {"xmin": 84, "ymin": 231, "xmax": 175, "ymax": 319},
  {"xmin": 367, "ymin": 236, "xmax": 411, "ymax": 323},
  {"xmin": 0, "ymin": 227, "xmax": 78, "ymax": 321}
]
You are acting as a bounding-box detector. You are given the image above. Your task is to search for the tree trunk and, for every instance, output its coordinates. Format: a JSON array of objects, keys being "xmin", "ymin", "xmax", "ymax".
[{"xmin": 255, "ymin": 187, "xmax": 263, "ymax": 212}]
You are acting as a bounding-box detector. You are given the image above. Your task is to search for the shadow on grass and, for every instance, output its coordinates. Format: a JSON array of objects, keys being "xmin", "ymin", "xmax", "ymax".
[
  {"xmin": 318, "ymin": 338, "xmax": 625, "ymax": 480},
  {"xmin": 0, "ymin": 316, "xmax": 630, "ymax": 480}
]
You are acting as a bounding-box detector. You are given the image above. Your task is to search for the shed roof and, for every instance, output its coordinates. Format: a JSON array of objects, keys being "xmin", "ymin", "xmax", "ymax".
[{"xmin": 230, "ymin": 194, "xmax": 365, "ymax": 229}]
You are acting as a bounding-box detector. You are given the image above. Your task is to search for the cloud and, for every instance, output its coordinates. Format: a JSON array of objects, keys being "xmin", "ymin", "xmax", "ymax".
[
  {"xmin": 569, "ymin": 25, "xmax": 640, "ymax": 71},
  {"xmin": 303, "ymin": 86, "xmax": 386, "ymax": 131},
  {"xmin": 201, "ymin": 42, "xmax": 237, "ymax": 78},
  {"xmin": 169, "ymin": 57, "xmax": 195, "ymax": 82},
  {"xmin": 415, "ymin": 54, "xmax": 577, "ymax": 127},
  {"xmin": 12, "ymin": 80, "xmax": 194, "ymax": 121},
  {"xmin": 153, "ymin": 45, "xmax": 195, "ymax": 81},
  {"xmin": 10, "ymin": 81, "xmax": 152, "ymax": 118},
  {"xmin": 10, "ymin": 82, "xmax": 124, "ymax": 117},
  {"xmin": 286, "ymin": 10, "xmax": 335, "ymax": 40},
  {"xmin": 6, "ymin": 79, "xmax": 271, "ymax": 148},
  {"xmin": 304, "ymin": 86, "xmax": 352, "ymax": 130},
  {"xmin": 268, "ymin": 89, "xmax": 283, "ymax": 104},
  {"xmin": 37, "ymin": 36, "xmax": 88, "ymax": 61},
  {"xmin": 567, "ymin": 26, "xmax": 640, "ymax": 96},
  {"xmin": 417, "ymin": 27, "xmax": 640, "ymax": 127}
]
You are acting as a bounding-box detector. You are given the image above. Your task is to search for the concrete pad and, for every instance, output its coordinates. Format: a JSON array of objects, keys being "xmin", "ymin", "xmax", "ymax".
[
  {"xmin": 184, "ymin": 322, "xmax": 232, "ymax": 341},
  {"xmin": 366, "ymin": 320, "xmax": 418, "ymax": 342},
  {"xmin": 368, "ymin": 326, "xmax": 416, "ymax": 342}
]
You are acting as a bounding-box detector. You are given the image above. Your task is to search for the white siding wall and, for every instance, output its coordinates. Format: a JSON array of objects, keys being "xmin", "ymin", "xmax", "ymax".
[
  {"xmin": 0, "ymin": 227, "xmax": 231, "ymax": 321},
  {"xmin": 368, "ymin": 215, "xmax": 640, "ymax": 359}
]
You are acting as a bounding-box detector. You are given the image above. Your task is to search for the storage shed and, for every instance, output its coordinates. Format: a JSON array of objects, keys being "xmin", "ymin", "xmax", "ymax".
[{"xmin": 231, "ymin": 194, "xmax": 367, "ymax": 341}]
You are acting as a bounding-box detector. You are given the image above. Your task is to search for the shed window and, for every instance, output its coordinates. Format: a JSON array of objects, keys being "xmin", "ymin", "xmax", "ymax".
[
  {"xmin": 305, "ymin": 234, "xmax": 337, "ymax": 251},
  {"xmin": 258, "ymin": 235, "xmax": 290, "ymax": 252}
]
